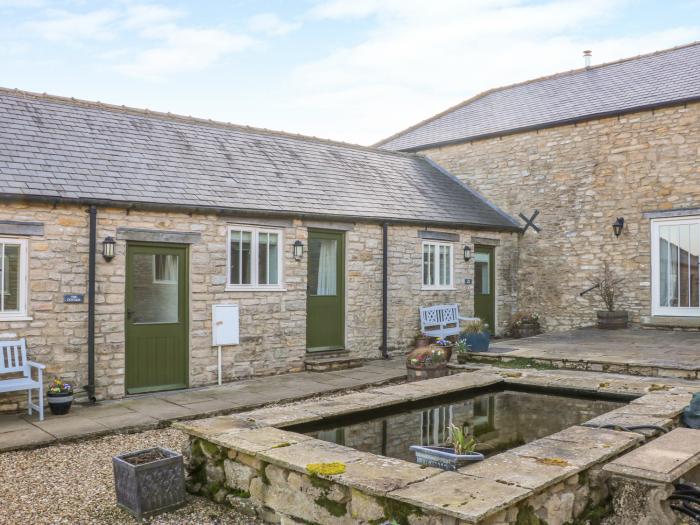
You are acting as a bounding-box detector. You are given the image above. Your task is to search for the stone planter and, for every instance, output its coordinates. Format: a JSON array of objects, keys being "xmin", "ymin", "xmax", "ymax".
[
  {"xmin": 597, "ymin": 310, "xmax": 629, "ymax": 329},
  {"xmin": 462, "ymin": 331, "xmax": 490, "ymax": 352},
  {"xmin": 113, "ymin": 447, "xmax": 185, "ymax": 520},
  {"xmin": 47, "ymin": 392, "xmax": 73, "ymax": 415},
  {"xmin": 409, "ymin": 445, "xmax": 484, "ymax": 471},
  {"xmin": 512, "ymin": 321, "xmax": 540, "ymax": 339},
  {"xmin": 406, "ymin": 345, "xmax": 450, "ymax": 381}
]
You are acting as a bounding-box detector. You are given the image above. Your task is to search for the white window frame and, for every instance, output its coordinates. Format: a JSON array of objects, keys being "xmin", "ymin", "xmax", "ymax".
[
  {"xmin": 651, "ymin": 216, "xmax": 700, "ymax": 317},
  {"xmin": 0, "ymin": 237, "xmax": 29, "ymax": 320},
  {"xmin": 421, "ymin": 241, "xmax": 454, "ymax": 290},
  {"xmin": 226, "ymin": 226, "xmax": 285, "ymax": 291}
]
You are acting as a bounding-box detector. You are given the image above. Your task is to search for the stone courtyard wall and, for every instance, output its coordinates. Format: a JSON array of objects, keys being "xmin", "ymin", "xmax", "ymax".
[
  {"xmin": 421, "ymin": 101, "xmax": 700, "ymax": 331},
  {"xmin": 0, "ymin": 201, "xmax": 516, "ymax": 410}
]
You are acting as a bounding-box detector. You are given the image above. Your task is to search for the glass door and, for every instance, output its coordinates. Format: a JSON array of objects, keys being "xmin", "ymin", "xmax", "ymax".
[{"xmin": 651, "ymin": 217, "xmax": 700, "ymax": 317}]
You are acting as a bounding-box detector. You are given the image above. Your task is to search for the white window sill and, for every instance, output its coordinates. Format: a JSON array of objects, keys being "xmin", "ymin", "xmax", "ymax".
[
  {"xmin": 0, "ymin": 315, "xmax": 33, "ymax": 322},
  {"xmin": 225, "ymin": 286, "xmax": 287, "ymax": 293},
  {"xmin": 421, "ymin": 286, "xmax": 457, "ymax": 291}
]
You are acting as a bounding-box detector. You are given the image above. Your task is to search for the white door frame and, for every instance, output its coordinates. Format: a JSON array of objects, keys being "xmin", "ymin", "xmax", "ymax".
[{"xmin": 650, "ymin": 216, "xmax": 700, "ymax": 317}]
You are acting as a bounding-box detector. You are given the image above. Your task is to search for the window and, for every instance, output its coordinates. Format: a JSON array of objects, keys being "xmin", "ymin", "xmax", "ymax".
[
  {"xmin": 422, "ymin": 241, "xmax": 453, "ymax": 289},
  {"xmin": 153, "ymin": 254, "xmax": 178, "ymax": 284},
  {"xmin": 0, "ymin": 238, "xmax": 28, "ymax": 319},
  {"xmin": 227, "ymin": 227, "xmax": 283, "ymax": 290},
  {"xmin": 651, "ymin": 217, "xmax": 700, "ymax": 316}
]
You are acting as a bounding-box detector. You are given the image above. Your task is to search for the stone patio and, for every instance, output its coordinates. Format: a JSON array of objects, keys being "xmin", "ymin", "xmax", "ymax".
[
  {"xmin": 0, "ymin": 358, "xmax": 405, "ymax": 453},
  {"xmin": 478, "ymin": 327, "xmax": 700, "ymax": 379}
]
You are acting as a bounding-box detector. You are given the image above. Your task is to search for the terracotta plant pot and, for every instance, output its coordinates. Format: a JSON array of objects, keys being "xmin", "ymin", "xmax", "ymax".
[
  {"xmin": 415, "ymin": 336, "xmax": 431, "ymax": 348},
  {"xmin": 596, "ymin": 310, "xmax": 629, "ymax": 329}
]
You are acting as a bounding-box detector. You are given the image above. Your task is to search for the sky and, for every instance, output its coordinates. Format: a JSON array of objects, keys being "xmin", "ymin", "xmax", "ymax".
[{"xmin": 1, "ymin": 1, "xmax": 699, "ymax": 146}]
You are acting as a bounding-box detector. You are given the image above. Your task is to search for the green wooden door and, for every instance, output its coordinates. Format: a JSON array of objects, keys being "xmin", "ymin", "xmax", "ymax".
[
  {"xmin": 473, "ymin": 245, "xmax": 496, "ymax": 335},
  {"xmin": 125, "ymin": 243, "xmax": 188, "ymax": 394},
  {"xmin": 306, "ymin": 230, "xmax": 345, "ymax": 352}
]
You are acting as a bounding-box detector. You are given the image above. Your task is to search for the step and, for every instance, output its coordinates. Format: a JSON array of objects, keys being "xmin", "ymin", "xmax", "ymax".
[{"xmin": 304, "ymin": 355, "xmax": 365, "ymax": 372}]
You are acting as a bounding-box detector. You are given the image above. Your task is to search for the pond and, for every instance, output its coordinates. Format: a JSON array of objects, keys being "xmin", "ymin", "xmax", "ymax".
[{"xmin": 298, "ymin": 387, "xmax": 626, "ymax": 463}]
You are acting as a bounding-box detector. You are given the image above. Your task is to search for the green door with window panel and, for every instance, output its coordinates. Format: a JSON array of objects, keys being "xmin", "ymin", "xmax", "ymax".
[
  {"xmin": 125, "ymin": 243, "xmax": 188, "ymax": 394},
  {"xmin": 306, "ymin": 230, "xmax": 345, "ymax": 352},
  {"xmin": 474, "ymin": 245, "xmax": 495, "ymax": 334}
]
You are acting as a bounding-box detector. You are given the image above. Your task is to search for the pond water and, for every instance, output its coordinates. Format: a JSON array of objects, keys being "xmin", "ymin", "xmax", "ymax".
[{"xmin": 303, "ymin": 389, "xmax": 625, "ymax": 463}]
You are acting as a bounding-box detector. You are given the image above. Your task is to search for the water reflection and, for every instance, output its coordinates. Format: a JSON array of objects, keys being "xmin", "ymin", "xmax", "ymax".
[{"xmin": 307, "ymin": 390, "xmax": 623, "ymax": 463}]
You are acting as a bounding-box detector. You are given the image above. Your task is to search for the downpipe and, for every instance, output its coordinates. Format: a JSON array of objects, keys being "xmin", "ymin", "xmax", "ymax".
[
  {"xmin": 381, "ymin": 222, "xmax": 389, "ymax": 359},
  {"xmin": 85, "ymin": 205, "xmax": 97, "ymax": 403}
]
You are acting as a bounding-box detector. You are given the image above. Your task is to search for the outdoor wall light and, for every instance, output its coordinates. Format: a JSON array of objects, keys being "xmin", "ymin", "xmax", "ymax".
[
  {"xmin": 102, "ymin": 236, "xmax": 116, "ymax": 261},
  {"xmin": 612, "ymin": 217, "xmax": 625, "ymax": 237},
  {"xmin": 463, "ymin": 245, "xmax": 472, "ymax": 261},
  {"xmin": 293, "ymin": 240, "xmax": 304, "ymax": 261}
]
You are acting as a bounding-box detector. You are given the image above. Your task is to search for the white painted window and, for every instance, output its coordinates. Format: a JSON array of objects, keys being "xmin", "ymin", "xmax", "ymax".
[
  {"xmin": 227, "ymin": 227, "xmax": 284, "ymax": 290},
  {"xmin": 651, "ymin": 217, "xmax": 700, "ymax": 317},
  {"xmin": 422, "ymin": 241, "xmax": 453, "ymax": 290},
  {"xmin": 0, "ymin": 238, "xmax": 28, "ymax": 320}
]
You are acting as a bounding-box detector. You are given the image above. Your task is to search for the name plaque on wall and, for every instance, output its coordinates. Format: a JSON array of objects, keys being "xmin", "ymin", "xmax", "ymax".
[{"xmin": 63, "ymin": 294, "xmax": 85, "ymax": 303}]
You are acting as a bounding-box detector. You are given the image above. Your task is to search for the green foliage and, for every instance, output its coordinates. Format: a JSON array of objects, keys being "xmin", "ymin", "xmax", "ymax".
[
  {"xmin": 492, "ymin": 357, "xmax": 558, "ymax": 370},
  {"xmin": 454, "ymin": 339, "xmax": 470, "ymax": 354},
  {"xmin": 563, "ymin": 500, "xmax": 611, "ymax": 525},
  {"xmin": 516, "ymin": 505, "xmax": 548, "ymax": 525},
  {"xmin": 314, "ymin": 494, "xmax": 347, "ymax": 517},
  {"xmin": 448, "ymin": 424, "xmax": 477, "ymax": 454},
  {"xmin": 373, "ymin": 497, "xmax": 423, "ymax": 525},
  {"xmin": 461, "ymin": 318, "xmax": 486, "ymax": 334}
]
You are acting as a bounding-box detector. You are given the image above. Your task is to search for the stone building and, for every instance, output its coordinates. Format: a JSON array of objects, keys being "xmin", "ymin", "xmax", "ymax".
[
  {"xmin": 0, "ymin": 88, "xmax": 519, "ymax": 410},
  {"xmin": 378, "ymin": 42, "xmax": 700, "ymax": 331}
]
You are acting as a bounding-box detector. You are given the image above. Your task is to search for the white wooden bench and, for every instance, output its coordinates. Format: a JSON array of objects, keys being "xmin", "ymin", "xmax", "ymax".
[
  {"xmin": 0, "ymin": 339, "xmax": 45, "ymax": 421},
  {"xmin": 419, "ymin": 304, "xmax": 480, "ymax": 339}
]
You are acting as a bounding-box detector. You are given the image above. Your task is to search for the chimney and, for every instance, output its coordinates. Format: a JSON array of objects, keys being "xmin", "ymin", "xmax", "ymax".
[{"xmin": 583, "ymin": 50, "xmax": 592, "ymax": 68}]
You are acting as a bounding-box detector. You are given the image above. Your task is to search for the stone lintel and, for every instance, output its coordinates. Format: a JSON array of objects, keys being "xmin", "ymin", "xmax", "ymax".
[
  {"xmin": 643, "ymin": 207, "xmax": 700, "ymax": 219},
  {"xmin": 304, "ymin": 219, "xmax": 355, "ymax": 231},
  {"xmin": 116, "ymin": 227, "xmax": 201, "ymax": 244},
  {"xmin": 0, "ymin": 220, "xmax": 44, "ymax": 236},
  {"xmin": 418, "ymin": 229, "xmax": 459, "ymax": 242},
  {"xmin": 603, "ymin": 427, "xmax": 700, "ymax": 483},
  {"xmin": 471, "ymin": 236, "xmax": 501, "ymax": 246},
  {"xmin": 226, "ymin": 217, "xmax": 294, "ymax": 228}
]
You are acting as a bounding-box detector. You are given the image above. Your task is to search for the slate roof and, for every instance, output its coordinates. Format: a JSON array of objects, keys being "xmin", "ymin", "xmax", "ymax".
[
  {"xmin": 0, "ymin": 88, "xmax": 518, "ymax": 230},
  {"xmin": 377, "ymin": 41, "xmax": 700, "ymax": 151}
]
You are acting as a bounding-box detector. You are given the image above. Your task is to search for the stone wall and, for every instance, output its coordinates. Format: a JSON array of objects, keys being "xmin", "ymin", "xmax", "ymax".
[
  {"xmin": 0, "ymin": 201, "xmax": 516, "ymax": 411},
  {"xmin": 421, "ymin": 102, "xmax": 700, "ymax": 331}
]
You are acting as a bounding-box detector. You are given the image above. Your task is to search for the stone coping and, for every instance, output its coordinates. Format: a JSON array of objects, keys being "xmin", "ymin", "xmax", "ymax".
[
  {"xmin": 603, "ymin": 427, "xmax": 700, "ymax": 483},
  {"xmin": 176, "ymin": 368, "xmax": 697, "ymax": 523}
]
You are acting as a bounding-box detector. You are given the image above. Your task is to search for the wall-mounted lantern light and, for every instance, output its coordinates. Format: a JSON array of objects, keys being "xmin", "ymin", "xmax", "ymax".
[
  {"xmin": 102, "ymin": 236, "xmax": 116, "ymax": 261},
  {"xmin": 463, "ymin": 245, "xmax": 472, "ymax": 261},
  {"xmin": 612, "ymin": 217, "xmax": 625, "ymax": 238},
  {"xmin": 293, "ymin": 240, "xmax": 304, "ymax": 261}
]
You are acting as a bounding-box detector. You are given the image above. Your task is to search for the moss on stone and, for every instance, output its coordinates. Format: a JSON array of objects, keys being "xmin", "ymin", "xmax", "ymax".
[
  {"xmin": 314, "ymin": 494, "xmax": 347, "ymax": 517},
  {"xmin": 648, "ymin": 383, "xmax": 670, "ymax": 391},
  {"xmin": 306, "ymin": 462, "xmax": 346, "ymax": 476},
  {"xmin": 535, "ymin": 457, "xmax": 571, "ymax": 467},
  {"xmin": 563, "ymin": 500, "xmax": 611, "ymax": 525},
  {"xmin": 309, "ymin": 474, "xmax": 333, "ymax": 490},
  {"xmin": 200, "ymin": 439, "xmax": 222, "ymax": 459},
  {"xmin": 259, "ymin": 462, "xmax": 270, "ymax": 486},
  {"xmin": 374, "ymin": 497, "xmax": 424, "ymax": 525},
  {"xmin": 271, "ymin": 442, "xmax": 291, "ymax": 448},
  {"xmin": 492, "ymin": 358, "xmax": 558, "ymax": 370},
  {"xmin": 229, "ymin": 488, "xmax": 251, "ymax": 499},
  {"xmin": 516, "ymin": 505, "xmax": 548, "ymax": 525}
]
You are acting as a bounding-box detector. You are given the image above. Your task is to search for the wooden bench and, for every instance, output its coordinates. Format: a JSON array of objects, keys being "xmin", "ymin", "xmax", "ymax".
[
  {"xmin": 0, "ymin": 339, "xmax": 45, "ymax": 421},
  {"xmin": 419, "ymin": 304, "xmax": 479, "ymax": 339}
]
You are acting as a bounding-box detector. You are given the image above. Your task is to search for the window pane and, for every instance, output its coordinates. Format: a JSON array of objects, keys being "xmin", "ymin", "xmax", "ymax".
[
  {"xmin": 132, "ymin": 253, "xmax": 178, "ymax": 323},
  {"xmin": 154, "ymin": 254, "xmax": 178, "ymax": 283},
  {"xmin": 1, "ymin": 244, "xmax": 20, "ymax": 312},
  {"xmin": 691, "ymin": 224, "xmax": 699, "ymax": 307},
  {"xmin": 474, "ymin": 252, "xmax": 490, "ymax": 294},
  {"xmin": 257, "ymin": 232, "xmax": 279, "ymax": 285},
  {"xmin": 268, "ymin": 233, "xmax": 279, "ymax": 285},
  {"xmin": 230, "ymin": 230, "xmax": 252, "ymax": 285},
  {"xmin": 258, "ymin": 232, "xmax": 269, "ymax": 284},
  {"xmin": 439, "ymin": 245, "xmax": 451, "ymax": 286},
  {"xmin": 423, "ymin": 244, "xmax": 436, "ymax": 286},
  {"xmin": 309, "ymin": 238, "xmax": 337, "ymax": 295},
  {"xmin": 658, "ymin": 223, "xmax": 700, "ymax": 309}
]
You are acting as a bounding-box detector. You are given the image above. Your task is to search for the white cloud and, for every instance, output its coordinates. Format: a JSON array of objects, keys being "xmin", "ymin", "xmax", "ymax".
[
  {"xmin": 0, "ymin": 0, "xmax": 45, "ymax": 7},
  {"xmin": 123, "ymin": 4, "xmax": 185, "ymax": 29},
  {"xmin": 248, "ymin": 12, "xmax": 300, "ymax": 37},
  {"xmin": 292, "ymin": 0, "xmax": 700, "ymax": 144},
  {"xmin": 115, "ymin": 25, "xmax": 254, "ymax": 80},
  {"xmin": 24, "ymin": 8, "xmax": 119, "ymax": 41}
]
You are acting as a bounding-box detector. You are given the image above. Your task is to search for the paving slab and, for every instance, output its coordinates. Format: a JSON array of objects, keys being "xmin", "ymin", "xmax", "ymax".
[
  {"xmin": 173, "ymin": 415, "xmax": 256, "ymax": 439},
  {"xmin": 93, "ymin": 412, "xmax": 160, "ymax": 430},
  {"xmin": 211, "ymin": 426, "xmax": 314, "ymax": 454},
  {"xmin": 32, "ymin": 415, "xmax": 109, "ymax": 439},
  {"xmin": 257, "ymin": 437, "xmax": 366, "ymax": 473},
  {"xmin": 120, "ymin": 397, "xmax": 198, "ymax": 420},
  {"xmin": 0, "ymin": 425, "xmax": 54, "ymax": 450},
  {"xmin": 0, "ymin": 414, "xmax": 37, "ymax": 433},
  {"xmin": 334, "ymin": 454, "xmax": 441, "ymax": 496},
  {"xmin": 604, "ymin": 428, "xmax": 700, "ymax": 483},
  {"xmin": 236, "ymin": 405, "xmax": 323, "ymax": 428},
  {"xmin": 371, "ymin": 371, "xmax": 502, "ymax": 401},
  {"xmin": 460, "ymin": 451, "xmax": 579, "ymax": 490},
  {"xmin": 388, "ymin": 471, "xmax": 529, "ymax": 523}
]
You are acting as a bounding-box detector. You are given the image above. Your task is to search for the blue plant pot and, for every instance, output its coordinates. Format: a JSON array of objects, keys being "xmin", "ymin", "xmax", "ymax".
[
  {"xmin": 462, "ymin": 331, "xmax": 490, "ymax": 352},
  {"xmin": 409, "ymin": 445, "xmax": 484, "ymax": 471}
]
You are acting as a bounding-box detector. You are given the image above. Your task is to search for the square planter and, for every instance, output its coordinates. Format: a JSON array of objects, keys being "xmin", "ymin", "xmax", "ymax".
[
  {"xmin": 113, "ymin": 447, "xmax": 185, "ymax": 520},
  {"xmin": 409, "ymin": 445, "xmax": 484, "ymax": 471}
]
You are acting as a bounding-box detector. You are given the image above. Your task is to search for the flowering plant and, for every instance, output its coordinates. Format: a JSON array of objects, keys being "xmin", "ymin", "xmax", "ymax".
[
  {"xmin": 434, "ymin": 338, "xmax": 452, "ymax": 347},
  {"xmin": 47, "ymin": 378, "xmax": 73, "ymax": 395},
  {"xmin": 454, "ymin": 339, "xmax": 470, "ymax": 354},
  {"xmin": 509, "ymin": 312, "xmax": 540, "ymax": 328}
]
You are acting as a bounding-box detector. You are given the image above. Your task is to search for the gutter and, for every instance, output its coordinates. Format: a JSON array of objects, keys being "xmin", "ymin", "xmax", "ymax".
[
  {"xmin": 85, "ymin": 205, "xmax": 97, "ymax": 403},
  {"xmin": 391, "ymin": 96, "xmax": 700, "ymax": 153},
  {"xmin": 0, "ymin": 193, "xmax": 521, "ymax": 233}
]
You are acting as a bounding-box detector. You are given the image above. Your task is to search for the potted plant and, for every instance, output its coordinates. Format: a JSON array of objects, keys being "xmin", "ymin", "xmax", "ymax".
[
  {"xmin": 509, "ymin": 312, "xmax": 542, "ymax": 338},
  {"xmin": 47, "ymin": 377, "xmax": 74, "ymax": 415},
  {"xmin": 410, "ymin": 424, "xmax": 484, "ymax": 470},
  {"xmin": 434, "ymin": 337, "xmax": 454, "ymax": 361},
  {"xmin": 414, "ymin": 330, "xmax": 431, "ymax": 348},
  {"xmin": 594, "ymin": 263, "xmax": 628, "ymax": 329},
  {"xmin": 113, "ymin": 447, "xmax": 186, "ymax": 520},
  {"xmin": 460, "ymin": 319, "xmax": 490, "ymax": 352},
  {"xmin": 454, "ymin": 339, "xmax": 471, "ymax": 364},
  {"xmin": 405, "ymin": 345, "xmax": 448, "ymax": 381}
]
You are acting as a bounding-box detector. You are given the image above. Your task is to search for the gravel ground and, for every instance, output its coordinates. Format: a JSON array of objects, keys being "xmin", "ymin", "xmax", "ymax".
[{"xmin": 0, "ymin": 428, "xmax": 264, "ymax": 525}]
